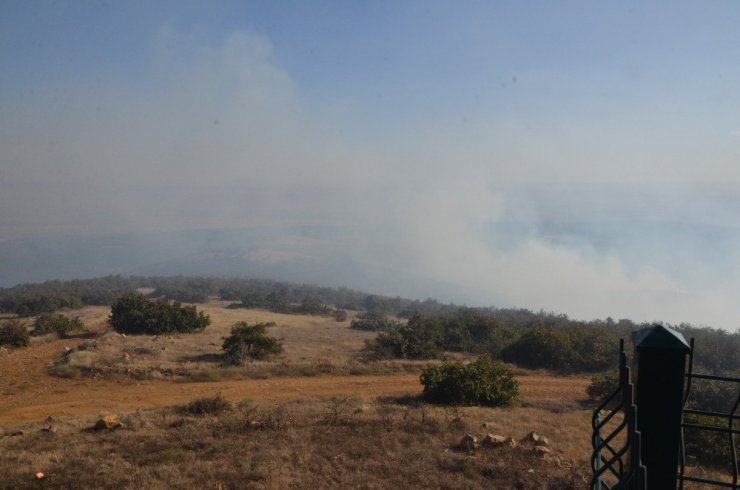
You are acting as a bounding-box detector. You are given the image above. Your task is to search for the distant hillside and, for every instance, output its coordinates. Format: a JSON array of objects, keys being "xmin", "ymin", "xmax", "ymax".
[{"xmin": 2, "ymin": 275, "xmax": 738, "ymax": 375}]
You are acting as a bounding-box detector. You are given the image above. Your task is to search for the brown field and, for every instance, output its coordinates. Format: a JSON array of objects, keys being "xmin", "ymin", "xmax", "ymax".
[
  {"xmin": 0, "ymin": 302, "xmax": 604, "ymax": 488},
  {"xmin": 0, "ymin": 303, "xmax": 591, "ymax": 424}
]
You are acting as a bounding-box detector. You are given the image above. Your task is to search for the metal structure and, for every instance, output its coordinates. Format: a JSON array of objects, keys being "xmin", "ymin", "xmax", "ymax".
[
  {"xmin": 591, "ymin": 339, "xmax": 647, "ymax": 490},
  {"xmin": 592, "ymin": 331, "xmax": 740, "ymax": 490},
  {"xmin": 678, "ymin": 338, "xmax": 740, "ymax": 490}
]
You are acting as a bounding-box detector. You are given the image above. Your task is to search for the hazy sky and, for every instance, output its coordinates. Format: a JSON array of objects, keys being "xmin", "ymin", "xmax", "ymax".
[{"xmin": 2, "ymin": 1, "xmax": 740, "ymax": 330}]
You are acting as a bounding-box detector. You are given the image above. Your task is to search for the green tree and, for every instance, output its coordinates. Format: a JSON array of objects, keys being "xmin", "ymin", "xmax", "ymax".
[
  {"xmin": 501, "ymin": 323, "xmax": 576, "ymax": 371},
  {"xmin": 222, "ymin": 322, "xmax": 283, "ymax": 364},
  {"xmin": 398, "ymin": 312, "xmax": 442, "ymax": 359},
  {"xmin": 420, "ymin": 355, "xmax": 519, "ymax": 406},
  {"xmin": 109, "ymin": 293, "xmax": 209, "ymax": 335},
  {"xmin": 362, "ymin": 312, "xmax": 442, "ymax": 360}
]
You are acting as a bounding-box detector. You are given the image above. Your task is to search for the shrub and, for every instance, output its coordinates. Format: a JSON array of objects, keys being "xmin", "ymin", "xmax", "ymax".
[
  {"xmin": 32, "ymin": 313, "xmax": 84, "ymax": 337},
  {"xmin": 683, "ymin": 377, "xmax": 740, "ymax": 468},
  {"xmin": 350, "ymin": 311, "xmax": 401, "ymax": 331},
  {"xmin": 363, "ymin": 312, "xmax": 442, "ymax": 360},
  {"xmin": 0, "ymin": 319, "xmax": 30, "ymax": 347},
  {"xmin": 184, "ymin": 395, "xmax": 232, "ymax": 416},
  {"xmin": 222, "ymin": 322, "xmax": 283, "ymax": 364},
  {"xmin": 333, "ymin": 309, "xmax": 348, "ymax": 322},
  {"xmin": 109, "ymin": 292, "xmax": 210, "ymax": 335},
  {"xmin": 420, "ymin": 355, "xmax": 519, "ymax": 406},
  {"xmin": 586, "ymin": 370, "xmax": 619, "ymax": 401}
]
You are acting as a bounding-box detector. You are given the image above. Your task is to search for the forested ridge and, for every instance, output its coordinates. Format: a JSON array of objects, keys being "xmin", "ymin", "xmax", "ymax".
[{"xmin": 1, "ymin": 275, "xmax": 737, "ymax": 374}]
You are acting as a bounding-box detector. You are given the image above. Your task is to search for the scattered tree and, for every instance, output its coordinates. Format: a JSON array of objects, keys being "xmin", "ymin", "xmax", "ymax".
[
  {"xmin": 222, "ymin": 322, "xmax": 283, "ymax": 364},
  {"xmin": 363, "ymin": 312, "xmax": 441, "ymax": 360},
  {"xmin": 109, "ymin": 293, "xmax": 210, "ymax": 335},
  {"xmin": 501, "ymin": 324, "xmax": 576, "ymax": 371},
  {"xmin": 32, "ymin": 313, "xmax": 84, "ymax": 338}
]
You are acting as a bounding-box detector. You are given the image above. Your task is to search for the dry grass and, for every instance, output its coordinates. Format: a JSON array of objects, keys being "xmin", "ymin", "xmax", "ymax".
[
  {"xmin": 3, "ymin": 300, "xmax": 727, "ymax": 488},
  {"xmin": 0, "ymin": 397, "xmax": 592, "ymax": 490},
  {"xmin": 48, "ymin": 301, "xmax": 392, "ymax": 380}
]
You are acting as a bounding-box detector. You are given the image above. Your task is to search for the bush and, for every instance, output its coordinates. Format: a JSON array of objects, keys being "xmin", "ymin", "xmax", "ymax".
[
  {"xmin": 350, "ymin": 311, "xmax": 401, "ymax": 331},
  {"xmin": 109, "ymin": 293, "xmax": 210, "ymax": 335},
  {"xmin": 184, "ymin": 395, "xmax": 232, "ymax": 416},
  {"xmin": 32, "ymin": 313, "xmax": 84, "ymax": 337},
  {"xmin": 586, "ymin": 370, "xmax": 619, "ymax": 401},
  {"xmin": 333, "ymin": 309, "xmax": 348, "ymax": 322},
  {"xmin": 363, "ymin": 312, "xmax": 441, "ymax": 360},
  {"xmin": 683, "ymin": 377, "xmax": 740, "ymax": 468},
  {"xmin": 222, "ymin": 322, "xmax": 283, "ymax": 364},
  {"xmin": 420, "ymin": 355, "xmax": 519, "ymax": 406},
  {"xmin": 0, "ymin": 319, "xmax": 30, "ymax": 347}
]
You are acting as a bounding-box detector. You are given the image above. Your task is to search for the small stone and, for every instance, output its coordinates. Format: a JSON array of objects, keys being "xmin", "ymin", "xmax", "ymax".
[
  {"xmin": 521, "ymin": 431, "xmax": 549, "ymax": 447},
  {"xmin": 92, "ymin": 415, "xmax": 123, "ymax": 431},
  {"xmin": 460, "ymin": 433, "xmax": 479, "ymax": 452},
  {"xmin": 482, "ymin": 434, "xmax": 507, "ymax": 447},
  {"xmin": 533, "ymin": 446, "xmax": 552, "ymax": 457}
]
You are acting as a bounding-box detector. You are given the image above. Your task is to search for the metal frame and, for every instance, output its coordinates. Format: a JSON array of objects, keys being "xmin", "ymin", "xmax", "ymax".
[
  {"xmin": 591, "ymin": 339, "xmax": 647, "ymax": 490},
  {"xmin": 679, "ymin": 338, "xmax": 740, "ymax": 490}
]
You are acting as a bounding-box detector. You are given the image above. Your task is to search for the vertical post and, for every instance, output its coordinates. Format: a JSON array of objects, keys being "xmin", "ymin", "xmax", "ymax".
[
  {"xmin": 594, "ymin": 411, "xmax": 602, "ymax": 490},
  {"xmin": 632, "ymin": 324, "xmax": 690, "ymax": 490}
]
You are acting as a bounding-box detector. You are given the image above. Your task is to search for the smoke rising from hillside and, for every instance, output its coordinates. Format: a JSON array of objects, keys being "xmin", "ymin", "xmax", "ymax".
[{"xmin": 2, "ymin": 28, "xmax": 740, "ymax": 330}]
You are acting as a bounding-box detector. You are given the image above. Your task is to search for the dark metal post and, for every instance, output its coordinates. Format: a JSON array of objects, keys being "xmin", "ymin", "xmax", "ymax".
[{"xmin": 632, "ymin": 324, "xmax": 691, "ymax": 490}]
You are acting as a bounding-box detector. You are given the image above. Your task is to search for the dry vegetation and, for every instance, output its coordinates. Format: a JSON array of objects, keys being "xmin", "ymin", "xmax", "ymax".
[
  {"xmin": 45, "ymin": 301, "xmax": 432, "ymax": 381},
  {"xmin": 0, "ymin": 396, "xmax": 593, "ymax": 489},
  {"xmin": 10, "ymin": 299, "xmax": 718, "ymax": 488}
]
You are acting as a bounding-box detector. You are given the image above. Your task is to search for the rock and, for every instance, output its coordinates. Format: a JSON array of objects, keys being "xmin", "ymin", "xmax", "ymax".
[
  {"xmin": 40, "ymin": 426, "xmax": 56, "ymax": 433},
  {"xmin": 7, "ymin": 430, "xmax": 25, "ymax": 437},
  {"xmin": 92, "ymin": 415, "xmax": 123, "ymax": 431},
  {"xmin": 521, "ymin": 431, "xmax": 549, "ymax": 447},
  {"xmin": 482, "ymin": 434, "xmax": 507, "ymax": 447},
  {"xmin": 460, "ymin": 433, "xmax": 479, "ymax": 452},
  {"xmin": 533, "ymin": 446, "xmax": 552, "ymax": 457}
]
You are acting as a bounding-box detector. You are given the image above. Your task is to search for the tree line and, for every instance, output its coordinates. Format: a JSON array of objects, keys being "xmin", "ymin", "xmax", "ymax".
[
  {"xmin": 1, "ymin": 275, "xmax": 738, "ymax": 374},
  {"xmin": 360, "ymin": 308, "xmax": 740, "ymax": 375}
]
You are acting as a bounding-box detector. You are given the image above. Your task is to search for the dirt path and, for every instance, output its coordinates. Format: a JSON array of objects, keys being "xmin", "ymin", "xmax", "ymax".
[{"xmin": 0, "ymin": 339, "xmax": 590, "ymax": 426}]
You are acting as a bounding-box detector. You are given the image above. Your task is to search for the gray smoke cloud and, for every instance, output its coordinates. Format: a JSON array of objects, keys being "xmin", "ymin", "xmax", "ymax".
[{"xmin": 2, "ymin": 27, "xmax": 740, "ymax": 330}]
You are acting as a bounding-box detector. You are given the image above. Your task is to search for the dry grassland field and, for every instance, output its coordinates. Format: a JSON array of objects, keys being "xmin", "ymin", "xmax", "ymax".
[{"xmin": 1, "ymin": 301, "xmax": 601, "ymax": 489}]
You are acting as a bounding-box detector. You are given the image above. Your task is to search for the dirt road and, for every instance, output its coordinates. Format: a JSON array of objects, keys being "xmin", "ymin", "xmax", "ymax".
[{"xmin": 0, "ymin": 338, "xmax": 590, "ymax": 426}]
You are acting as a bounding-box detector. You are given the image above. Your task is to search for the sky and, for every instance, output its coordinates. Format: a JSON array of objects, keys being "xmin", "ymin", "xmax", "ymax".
[{"xmin": 2, "ymin": 1, "xmax": 740, "ymax": 330}]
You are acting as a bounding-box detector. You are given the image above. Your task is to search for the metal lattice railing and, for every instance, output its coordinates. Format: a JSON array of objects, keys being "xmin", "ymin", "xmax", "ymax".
[
  {"xmin": 591, "ymin": 340, "xmax": 647, "ymax": 490},
  {"xmin": 679, "ymin": 338, "xmax": 740, "ymax": 490}
]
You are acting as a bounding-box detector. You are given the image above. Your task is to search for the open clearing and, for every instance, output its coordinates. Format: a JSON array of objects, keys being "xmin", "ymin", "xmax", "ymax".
[
  {"xmin": 0, "ymin": 332, "xmax": 590, "ymax": 425},
  {"xmin": 1, "ymin": 302, "xmax": 599, "ymax": 488}
]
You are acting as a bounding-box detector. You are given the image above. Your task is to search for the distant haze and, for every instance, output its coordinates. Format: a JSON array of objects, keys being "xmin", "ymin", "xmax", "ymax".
[{"xmin": 2, "ymin": 2, "xmax": 740, "ymax": 330}]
